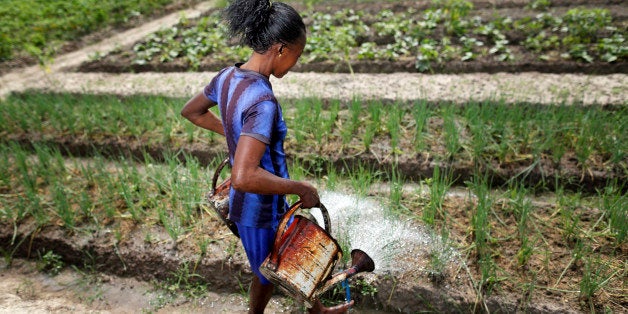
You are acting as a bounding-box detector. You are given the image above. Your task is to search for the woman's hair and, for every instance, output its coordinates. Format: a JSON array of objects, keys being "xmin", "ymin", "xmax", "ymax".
[{"xmin": 224, "ymin": 0, "xmax": 306, "ymax": 53}]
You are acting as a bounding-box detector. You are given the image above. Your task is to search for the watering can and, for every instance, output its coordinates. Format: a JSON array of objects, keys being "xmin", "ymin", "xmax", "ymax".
[
  {"xmin": 259, "ymin": 202, "xmax": 375, "ymax": 307},
  {"xmin": 205, "ymin": 157, "xmax": 239, "ymax": 238}
]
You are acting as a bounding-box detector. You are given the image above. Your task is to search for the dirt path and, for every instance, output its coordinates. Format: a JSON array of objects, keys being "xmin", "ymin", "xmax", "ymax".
[{"xmin": 0, "ymin": 259, "xmax": 295, "ymax": 314}]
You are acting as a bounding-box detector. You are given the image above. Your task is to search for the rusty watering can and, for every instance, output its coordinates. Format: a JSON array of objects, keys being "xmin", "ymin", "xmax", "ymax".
[
  {"xmin": 259, "ymin": 202, "xmax": 375, "ymax": 307},
  {"xmin": 205, "ymin": 158, "xmax": 239, "ymax": 238}
]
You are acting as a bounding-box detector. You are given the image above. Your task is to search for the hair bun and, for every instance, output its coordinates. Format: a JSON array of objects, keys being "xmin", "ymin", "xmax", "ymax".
[{"xmin": 225, "ymin": 0, "xmax": 305, "ymax": 53}]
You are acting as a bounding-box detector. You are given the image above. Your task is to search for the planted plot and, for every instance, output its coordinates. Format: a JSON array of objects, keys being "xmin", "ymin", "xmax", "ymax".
[
  {"xmin": 0, "ymin": 142, "xmax": 218, "ymax": 241},
  {"xmin": 1, "ymin": 92, "xmax": 625, "ymax": 191},
  {"xmin": 0, "ymin": 125, "xmax": 626, "ymax": 312},
  {"xmin": 0, "ymin": 0, "xmax": 198, "ymax": 68},
  {"xmin": 79, "ymin": 0, "xmax": 628, "ymax": 73}
]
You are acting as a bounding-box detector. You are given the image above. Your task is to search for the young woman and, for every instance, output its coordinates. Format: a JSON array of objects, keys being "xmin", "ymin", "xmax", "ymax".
[{"xmin": 181, "ymin": 0, "xmax": 352, "ymax": 313}]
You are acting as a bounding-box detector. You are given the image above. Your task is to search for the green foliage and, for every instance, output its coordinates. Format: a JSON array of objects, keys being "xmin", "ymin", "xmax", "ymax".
[
  {"xmin": 0, "ymin": 0, "xmax": 176, "ymax": 62},
  {"xmin": 597, "ymin": 34, "xmax": 628, "ymax": 63},
  {"xmin": 37, "ymin": 250, "xmax": 65, "ymax": 276},
  {"xmin": 562, "ymin": 8, "xmax": 611, "ymax": 44},
  {"xmin": 422, "ymin": 166, "xmax": 454, "ymax": 226},
  {"xmin": 526, "ymin": 0, "xmax": 551, "ymax": 11},
  {"xmin": 304, "ymin": 9, "xmax": 367, "ymax": 66},
  {"xmin": 2, "ymin": 0, "xmax": 625, "ymax": 68},
  {"xmin": 579, "ymin": 256, "xmax": 617, "ymax": 310},
  {"xmin": 598, "ymin": 183, "xmax": 627, "ymax": 246},
  {"xmin": 133, "ymin": 13, "xmax": 251, "ymax": 69}
]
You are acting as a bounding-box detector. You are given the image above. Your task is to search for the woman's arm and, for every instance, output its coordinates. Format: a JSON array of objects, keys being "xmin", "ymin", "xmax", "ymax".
[
  {"xmin": 181, "ymin": 92, "xmax": 225, "ymax": 136},
  {"xmin": 231, "ymin": 135, "xmax": 320, "ymax": 208}
]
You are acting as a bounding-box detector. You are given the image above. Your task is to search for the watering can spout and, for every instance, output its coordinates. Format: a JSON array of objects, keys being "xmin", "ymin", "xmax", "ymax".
[
  {"xmin": 348, "ymin": 249, "xmax": 375, "ymax": 274},
  {"xmin": 315, "ymin": 249, "xmax": 375, "ymax": 296}
]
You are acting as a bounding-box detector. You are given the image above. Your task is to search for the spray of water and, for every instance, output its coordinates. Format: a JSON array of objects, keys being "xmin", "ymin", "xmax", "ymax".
[{"xmin": 309, "ymin": 191, "xmax": 457, "ymax": 274}]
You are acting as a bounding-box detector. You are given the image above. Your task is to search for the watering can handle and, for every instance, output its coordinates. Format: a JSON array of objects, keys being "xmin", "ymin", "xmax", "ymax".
[
  {"xmin": 211, "ymin": 158, "xmax": 230, "ymax": 192},
  {"xmin": 270, "ymin": 201, "xmax": 332, "ymax": 268}
]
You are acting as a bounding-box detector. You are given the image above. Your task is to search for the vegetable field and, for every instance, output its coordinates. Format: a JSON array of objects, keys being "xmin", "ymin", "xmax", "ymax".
[
  {"xmin": 0, "ymin": 0, "xmax": 626, "ymax": 313},
  {"xmin": 78, "ymin": 0, "xmax": 627, "ymax": 74}
]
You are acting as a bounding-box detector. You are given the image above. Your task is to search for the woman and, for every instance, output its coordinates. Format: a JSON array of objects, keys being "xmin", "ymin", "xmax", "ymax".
[{"xmin": 181, "ymin": 0, "xmax": 352, "ymax": 313}]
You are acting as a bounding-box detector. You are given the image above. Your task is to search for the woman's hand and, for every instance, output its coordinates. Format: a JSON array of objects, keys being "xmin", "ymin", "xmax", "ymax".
[{"xmin": 297, "ymin": 181, "xmax": 320, "ymax": 209}]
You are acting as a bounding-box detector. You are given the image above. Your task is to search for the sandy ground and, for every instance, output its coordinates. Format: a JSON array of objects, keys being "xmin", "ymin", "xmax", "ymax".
[
  {"xmin": 0, "ymin": 1, "xmax": 626, "ymax": 313},
  {"xmin": 0, "ymin": 259, "xmax": 295, "ymax": 314}
]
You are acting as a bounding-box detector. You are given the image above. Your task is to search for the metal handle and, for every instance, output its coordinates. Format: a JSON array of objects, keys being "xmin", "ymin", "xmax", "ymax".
[
  {"xmin": 211, "ymin": 157, "xmax": 230, "ymax": 193},
  {"xmin": 269, "ymin": 201, "xmax": 332, "ymax": 270}
]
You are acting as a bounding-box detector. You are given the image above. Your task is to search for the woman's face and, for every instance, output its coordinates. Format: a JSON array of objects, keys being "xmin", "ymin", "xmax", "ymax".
[{"xmin": 273, "ymin": 34, "xmax": 306, "ymax": 78}]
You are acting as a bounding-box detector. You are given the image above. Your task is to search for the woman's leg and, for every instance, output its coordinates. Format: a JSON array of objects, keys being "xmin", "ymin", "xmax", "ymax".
[
  {"xmin": 249, "ymin": 275, "xmax": 274, "ymax": 314},
  {"xmin": 236, "ymin": 222, "xmax": 277, "ymax": 313}
]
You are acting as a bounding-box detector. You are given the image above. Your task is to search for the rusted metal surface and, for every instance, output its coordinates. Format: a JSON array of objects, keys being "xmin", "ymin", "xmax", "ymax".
[{"xmin": 260, "ymin": 203, "xmax": 342, "ymax": 307}]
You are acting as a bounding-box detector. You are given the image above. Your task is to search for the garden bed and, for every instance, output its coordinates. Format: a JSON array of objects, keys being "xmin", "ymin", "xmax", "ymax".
[
  {"xmin": 1, "ymin": 1, "xmax": 626, "ymax": 313},
  {"xmin": 0, "ymin": 0, "xmax": 206, "ymax": 76},
  {"xmin": 76, "ymin": 0, "xmax": 628, "ymax": 74},
  {"xmin": 1, "ymin": 92, "xmax": 626, "ymax": 313}
]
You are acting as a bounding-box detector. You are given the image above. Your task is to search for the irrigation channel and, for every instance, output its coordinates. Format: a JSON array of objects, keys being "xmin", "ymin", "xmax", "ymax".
[{"xmin": 1, "ymin": 1, "xmax": 627, "ymax": 313}]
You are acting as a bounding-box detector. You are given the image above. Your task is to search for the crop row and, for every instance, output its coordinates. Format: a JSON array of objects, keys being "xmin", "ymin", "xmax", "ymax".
[
  {"xmin": 1, "ymin": 92, "xmax": 626, "ymax": 183},
  {"xmin": 0, "ymin": 0, "xmax": 186, "ymax": 63},
  {"xmin": 1, "ymin": 128, "xmax": 625, "ymax": 311},
  {"xmin": 115, "ymin": 1, "xmax": 628, "ymax": 72}
]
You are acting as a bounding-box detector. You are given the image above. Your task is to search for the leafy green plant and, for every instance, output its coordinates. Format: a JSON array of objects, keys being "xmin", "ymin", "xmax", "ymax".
[
  {"xmin": 416, "ymin": 39, "xmax": 441, "ymax": 72},
  {"xmin": 133, "ymin": 13, "xmax": 251, "ymax": 69},
  {"xmin": 562, "ymin": 8, "xmax": 611, "ymax": 44},
  {"xmin": 526, "ymin": 0, "xmax": 551, "ymax": 11},
  {"xmin": 353, "ymin": 278, "xmax": 377, "ymax": 299},
  {"xmin": 37, "ymin": 250, "xmax": 65, "ymax": 276},
  {"xmin": 432, "ymin": 0, "xmax": 474, "ymax": 36},
  {"xmin": 597, "ymin": 34, "xmax": 627, "ymax": 63}
]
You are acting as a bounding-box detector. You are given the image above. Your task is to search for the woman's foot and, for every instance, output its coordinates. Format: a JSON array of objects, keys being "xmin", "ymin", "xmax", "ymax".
[{"xmin": 308, "ymin": 299, "xmax": 354, "ymax": 314}]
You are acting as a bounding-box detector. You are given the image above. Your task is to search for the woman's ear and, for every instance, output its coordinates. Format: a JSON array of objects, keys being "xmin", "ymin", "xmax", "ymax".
[{"xmin": 278, "ymin": 44, "xmax": 285, "ymax": 56}]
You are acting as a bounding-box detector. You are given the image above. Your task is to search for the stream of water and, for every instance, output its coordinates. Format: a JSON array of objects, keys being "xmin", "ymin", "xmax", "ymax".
[{"xmin": 311, "ymin": 191, "xmax": 458, "ymax": 274}]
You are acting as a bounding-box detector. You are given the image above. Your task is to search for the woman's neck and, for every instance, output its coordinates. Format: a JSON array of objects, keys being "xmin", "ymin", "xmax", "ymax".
[{"xmin": 240, "ymin": 52, "xmax": 274, "ymax": 78}]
